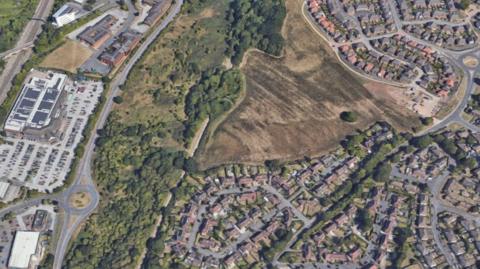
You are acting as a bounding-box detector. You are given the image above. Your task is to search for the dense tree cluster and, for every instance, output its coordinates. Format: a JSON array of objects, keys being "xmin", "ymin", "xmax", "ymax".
[
  {"xmin": 432, "ymin": 133, "xmax": 478, "ymax": 170},
  {"xmin": 63, "ymin": 0, "xmax": 288, "ymax": 267},
  {"xmin": 142, "ymin": 181, "xmax": 200, "ymax": 268},
  {"xmin": 63, "ymin": 117, "xmax": 186, "ymax": 268},
  {"xmin": 409, "ymin": 133, "xmax": 479, "ymax": 170},
  {"xmin": 304, "ymin": 126, "xmax": 406, "ymax": 239},
  {"xmin": 0, "ymin": 0, "xmax": 39, "ymax": 53},
  {"xmin": 226, "ymin": 0, "xmax": 286, "ymax": 65},
  {"xmin": 183, "ymin": 68, "xmax": 243, "ymax": 141}
]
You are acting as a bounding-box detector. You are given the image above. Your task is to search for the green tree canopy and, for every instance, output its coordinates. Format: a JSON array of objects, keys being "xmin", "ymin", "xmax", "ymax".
[{"xmin": 340, "ymin": 111, "xmax": 358, "ymax": 122}]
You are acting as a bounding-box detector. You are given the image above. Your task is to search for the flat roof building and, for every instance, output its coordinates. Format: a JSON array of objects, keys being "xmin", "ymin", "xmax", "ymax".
[
  {"xmin": 4, "ymin": 70, "xmax": 68, "ymax": 142},
  {"xmin": 53, "ymin": 3, "xmax": 82, "ymax": 27},
  {"xmin": 8, "ymin": 231, "xmax": 40, "ymax": 269},
  {"xmin": 0, "ymin": 182, "xmax": 10, "ymax": 199}
]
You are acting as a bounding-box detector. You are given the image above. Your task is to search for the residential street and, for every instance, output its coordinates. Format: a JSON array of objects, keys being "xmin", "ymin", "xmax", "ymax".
[
  {"xmin": 3, "ymin": 0, "xmax": 480, "ymax": 268},
  {"xmin": 301, "ymin": 1, "xmax": 480, "ymax": 267}
]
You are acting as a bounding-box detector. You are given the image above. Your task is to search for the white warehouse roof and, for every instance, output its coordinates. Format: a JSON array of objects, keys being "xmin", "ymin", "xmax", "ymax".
[
  {"xmin": 53, "ymin": 4, "xmax": 80, "ymax": 27},
  {"xmin": 8, "ymin": 231, "xmax": 40, "ymax": 269},
  {"xmin": 0, "ymin": 182, "xmax": 10, "ymax": 199}
]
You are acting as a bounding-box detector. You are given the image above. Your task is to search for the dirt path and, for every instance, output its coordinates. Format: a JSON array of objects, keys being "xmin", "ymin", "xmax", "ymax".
[{"xmin": 188, "ymin": 117, "xmax": 209, "ymax": 157}]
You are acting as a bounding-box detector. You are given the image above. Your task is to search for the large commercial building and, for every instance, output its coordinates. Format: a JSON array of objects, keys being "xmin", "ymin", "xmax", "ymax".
[
  {"xmin": 4, "ymin": 70, "xmax": 68, "ymax": 142},
  {"xmin": 52, "ymin": 3, "xmax": 81, "ymax": 27},
  {"xmin": 7, "ymin": 231, "xmax": 41, "ymax": 269}
]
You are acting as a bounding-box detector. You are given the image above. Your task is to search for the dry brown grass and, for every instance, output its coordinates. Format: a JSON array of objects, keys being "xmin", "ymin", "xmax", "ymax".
[
  {"xmin": 69, "ymin": 191, "xmax": 92, "ymax": 209},
  {"xmin": 40, "ymin": 40, "xmax": 93, "ymax": 73},
  {"xmin": 195, "ymin": 0, "xmax": 421, "ymax": 169},
  {"xmin": 463, "ymin": 56, "xmax": 479, "ymax": 68}
]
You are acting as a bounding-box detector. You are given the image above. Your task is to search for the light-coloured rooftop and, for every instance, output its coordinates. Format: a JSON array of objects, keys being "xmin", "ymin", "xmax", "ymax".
[
  {"xmin": 4, "ymin": 71, "xmax": 67, "ymax": 133},
  {"xmin": 8, "ymin": 231, "xmax": 40, "ymax": 269}
]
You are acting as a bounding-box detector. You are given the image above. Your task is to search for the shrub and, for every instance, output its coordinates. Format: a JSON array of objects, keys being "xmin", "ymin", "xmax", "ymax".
[
  {"xmin": 340, "ymin": 111, "xmax": 358, "ymax": 122},
  {"xmin": 113, "ymin": 96, "xmax": 124, "ymax": 104},
  {"xmin": 421, "ymin": 117, "xmax": 433, "ymax": 126}
]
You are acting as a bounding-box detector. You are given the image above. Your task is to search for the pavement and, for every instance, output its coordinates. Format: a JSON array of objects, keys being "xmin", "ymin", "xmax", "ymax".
[
  {"xmin": 298, "ymin": 2, "xmax": 480, "ymax": 268},
  {"xmin": 51, "ymin": 0, "xmax": 185, "ymax": 268},
  {"xmin": 0, "ymin": 0, "xmax": 479, "ymax": 268},
  {"xmin": 0, "ymin": 0, "xmax": 184, "ymax": 268},
  {"xmin": 30, "ymin": 1, "xmax": 480, "ymax": 268}
]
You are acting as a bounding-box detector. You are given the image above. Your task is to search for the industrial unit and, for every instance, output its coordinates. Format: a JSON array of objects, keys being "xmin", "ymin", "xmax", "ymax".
[{"xmin": 4, "ymin": 70, "xmax": 68, "ymax": 142}]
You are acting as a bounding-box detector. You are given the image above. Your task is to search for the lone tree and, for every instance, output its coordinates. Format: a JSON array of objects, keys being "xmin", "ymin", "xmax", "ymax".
[
  {"xmin": 411, "ymin": 134, "xmax": 433, "ymax": 149},
  {"xmin": 421, "ymin": 117, "xmax": 433, "ymax": 126},
  {"xmin": 355, "ymin": 208, "xmax": 373, "ymax": 232},
  {"xmin": 340, "ymin": 111, "xmax": 358, "ymax": 122},
  {"xmin": 113, "ymin": 96, "xmax": 124, "ymax": 104}
]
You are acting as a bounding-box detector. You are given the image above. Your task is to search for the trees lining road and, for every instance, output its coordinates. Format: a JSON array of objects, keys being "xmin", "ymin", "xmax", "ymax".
[
  {"xmin": 1, "ymin": 0, "xmax": 480, "ymax": 267},
  {"xmin": 0, "ymin": 0, "xmax": 184, "ymax": 268}
]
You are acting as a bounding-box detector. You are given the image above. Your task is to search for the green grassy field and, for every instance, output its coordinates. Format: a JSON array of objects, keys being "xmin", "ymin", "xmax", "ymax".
[{"xmin": 0, "ymin": 0, "xmax": 39, "ymax": 53}]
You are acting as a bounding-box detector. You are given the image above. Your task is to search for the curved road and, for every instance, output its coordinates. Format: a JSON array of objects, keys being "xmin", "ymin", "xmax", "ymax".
[
  {"xmin": 303, "ymin": 2, "xmax": 480, "ymax": 268},
  {"xmin": 50, "ymin": 1, "xmax": 185, "ymax": 268},
  {"xmin": 1, "ymin": 0, "xmax": 479, "ymax": 268},
  {"xmin": 0, "ymin": 0, "xmax": 183, "ymax": 268}
]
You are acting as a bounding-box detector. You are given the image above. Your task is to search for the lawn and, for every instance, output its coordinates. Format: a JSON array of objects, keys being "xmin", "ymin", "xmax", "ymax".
[
  {"xmin": 40, "ymin": 40, "xmax": 94, "ymax": 73},
  {"xmin": 0, "ymin": 0, "xmax": 39, "ymax": 52}
]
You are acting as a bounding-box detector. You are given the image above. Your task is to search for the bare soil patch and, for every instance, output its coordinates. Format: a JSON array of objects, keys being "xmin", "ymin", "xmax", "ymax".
[
  {"xmin": 195, "ymin": 0, "xmax": 420, "ymax": 169},
  {"xmin": 40, "ymin": 40, "xmax": 93, "ymax": 73}
]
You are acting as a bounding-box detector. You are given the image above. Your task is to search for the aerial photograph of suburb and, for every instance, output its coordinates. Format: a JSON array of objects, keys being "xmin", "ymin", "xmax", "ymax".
[{"xmin": 2, "ymin": 0, "xmax": 480, "ymax": 268}]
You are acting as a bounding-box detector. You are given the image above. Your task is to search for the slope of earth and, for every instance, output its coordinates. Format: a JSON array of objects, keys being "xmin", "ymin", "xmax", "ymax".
[{"xmin": 195, "ymin": 0, "xmax": 421, "ymax": 169}]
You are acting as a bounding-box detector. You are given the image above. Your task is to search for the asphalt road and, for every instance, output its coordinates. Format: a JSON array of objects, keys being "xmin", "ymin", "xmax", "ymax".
[
  {"xmin": 53, "ymin": 1, "xmax": 480, "ymax": 268},
  {"xmin": 51, "ymin": 0, "xmax": 185, "ymax": 268},
  {"xmin": 0, "ymin": 0, "xmax": 183, "ymax": 268},
  {"xmin": 299, "ymin": 2, "xmax": 480, "ymax": 268},
  {"xmin": 1, "ymin": 0, "xmax": 479, "ymax": 268}
]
